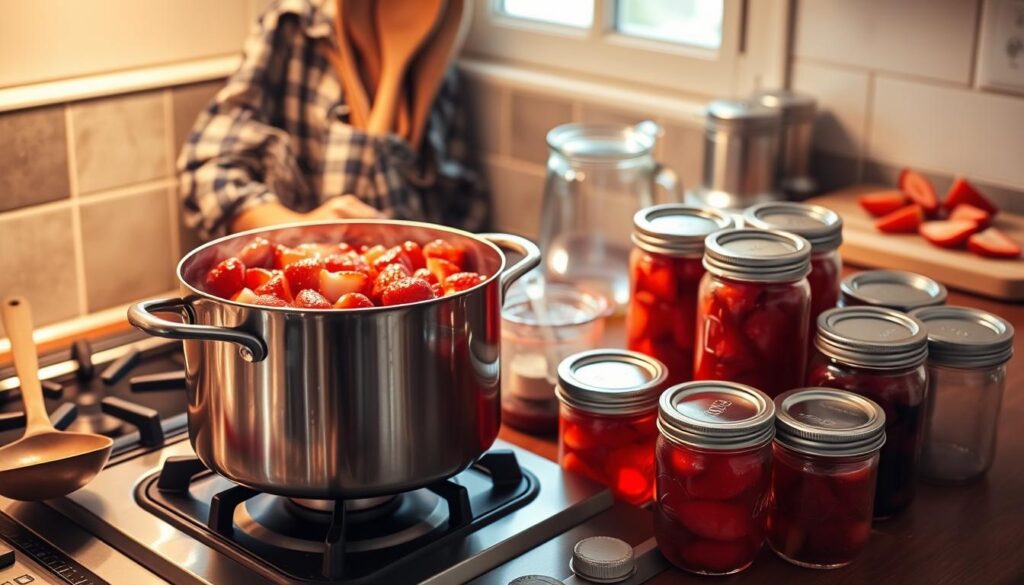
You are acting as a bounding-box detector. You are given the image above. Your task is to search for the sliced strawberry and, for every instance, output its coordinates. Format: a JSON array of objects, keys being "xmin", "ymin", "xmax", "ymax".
[
  {"xmin": 443, "ymin": 272, "xmax": 485, "ymax": 294},
  {"xmin": 898, "ymin": 168, "xmax": 939, "ymax": 214},
  {"xmin": 858, "ymin": 190, "xmax": 909, "ymax": 217},
  {"xmin": 874, "ymin": 204, "xmax": 923, "ymax": 234},
  {"xmin": 284, "ymin": 257, "xmax": 325, "ymax": 293},
  {"xmin": 254, "ymin": 273, "xmax": 293, "ymax": 303},
  {"xmin": 948, "ymin": 203, "xmax": 992, "ymax": 228},
  {"xmin": 945, "ymin": 177, "xmax": 998, "ymax": 215},
  {"xmin": 968, "ymin": 227, "xmax": 1022, "ymax": 259},
  {"xmin": 431, "ymin": 283, "xmax": 444, "ymax": 298},
  {"xmin": 675, "ymin": 501, "xmax": 750, "ymax": 541},
  {"xmin": 238, "ymin": 237, "xmax": 274, "ymax": 268},
  {"xmin": 205, "ymin": 258, "xmax": 246, "ymax": 299},
  {"xmin": 244, "ymin": 267, "xmax": 276, "ymax": 290},
  {"xmin": 294, "ymin": 289, "xmax": 331, "ymax": 309},
  {"xmin": 274, "ymin": 244, "xmax": 308, "ymax": 268},
  {"xmin": 371, "ymin": 263, "xmax": 412, "ymax": 300},
  {"xmin": 253, "ymin": 294, "xmax": 288, "ymax": 307},
  {"xmin": 318, "ymin": 269, "xmax": 369, "ymax": 302},
  {"xmin": 413, "ymin": 267, "xmax": 439, "ymax": 284},
  {"xmin": 919, "ymin": 220, "xmax": 979, "ymax": 249},
  {"xmin": 427, "ymin": 257, "xmax": 460, "ymax": 283},
  {"xmin": 324, "ymin": 252, "xmax": 374, "ymax": 276},
  {"xmin": 361, "ymin": 244, "xmax": 387, "ymax": 264},
  {"xmin": 400, "ymin": 241, "xmax": 426, "ymax": 270},
  {"xmin": 381, "ymin": 277, "xmax": 436, "ymax": 306},
  {"xmin": 334, "ymin": 292, "xmax": 375, "ymax": 309},
  {"xmin": 423, "ymin": 239, "xmax": 466, "ymax": 266},
  {"xmin": 231, "ymin": 287, "xmax": 258, "ymax": 304}
]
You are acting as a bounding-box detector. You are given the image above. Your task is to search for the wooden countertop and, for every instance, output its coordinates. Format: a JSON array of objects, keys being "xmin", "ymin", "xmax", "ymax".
[{"xmin": 498, "ymin": 268, "xmax": 1024, "ymax": 584}]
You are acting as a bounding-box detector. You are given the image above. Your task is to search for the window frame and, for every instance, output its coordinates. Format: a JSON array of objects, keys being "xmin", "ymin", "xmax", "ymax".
[{"xmin": 464, "ymin": 0, "xmax": 791, "ymax": 98}]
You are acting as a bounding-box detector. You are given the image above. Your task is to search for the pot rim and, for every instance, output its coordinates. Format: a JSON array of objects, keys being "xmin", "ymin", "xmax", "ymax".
[{"xmin": 177, "ymin": 219, "xmax": 508, "ymax": 314}]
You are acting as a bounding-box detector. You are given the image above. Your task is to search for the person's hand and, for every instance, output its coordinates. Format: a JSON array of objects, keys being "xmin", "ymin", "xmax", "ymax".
[
  {"xmin": 230, "ymin": 196, "xmax": 382, "ymax": 233},
  {"xmin": 303, "ymin": 195, "xmax": 382, "ymax": 221}
]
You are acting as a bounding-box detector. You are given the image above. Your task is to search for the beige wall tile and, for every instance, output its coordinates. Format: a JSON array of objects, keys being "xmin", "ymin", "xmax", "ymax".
[
  {"xmin": 870, "ymin": 77, "xmax": 1024, "ymax": 189},
  {"xmin": 487, "ymin": 161, "xmax": 545, "ymax": 239},
  {"xmin": 463, "ymin": 75, "xmax": 506, "ymax": 156},
  {"xmin": 794, "ymin": 0, "xmax": 978, "ymax": 84},
  {"xmin": 509, "ymin": 91, "xmax": 572, "ymax": 166},
  {"xmin": 579, "ymin": 105, "xmax": 642, "ymax": 128},
  {"xmin": 813, "ymin": 151, "xmax": 862, "ymax": 194},
  {"xmin": 72, "ymin": 91, "xmax": 170, "ymax": 195},
  {"xmin": 659, "ymin": 123, "xmax": 704, "ymax": 194},
  {"xmin": 791, "ymin": 61, "xmax": 870, "ymax": 158},
  {"xmin": 171, "ymin": 80, "xmax": 223, "ymax": 156},
  {"xmin": 80, "ymin": 188, "xmax": 175, "ymax": 311},
  {"xmin": 0, "ymin": 105, "xmax": 70, "ymax": 212},
  {"xmin": 0, "ymin": 209, "xmax": 80, "ymax": 337}
]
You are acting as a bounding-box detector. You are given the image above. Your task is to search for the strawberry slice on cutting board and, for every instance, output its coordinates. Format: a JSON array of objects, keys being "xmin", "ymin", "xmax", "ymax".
[
  {"xmin": 968, "ymin": 227, "xmax": 1022, "ymax": 259},
  {"xmin": 945, "ymin": 177, "xmax": 998, "ymax": 215},
  {"xmin": 898, "ymin": 168, "xmax": 940, "ymax": 214},
  {"xmin": 948, "ymin": 203, "xmax": 992, "ymax": 229},
  {"xmin": 859, "ymin": 190, "xmax": 909, "ymax": 217},
  {"xmin": 919, "ymin": 220, "xmax": 979, "ymax": 249},
  {"xmin": 875, "ymin": 205, "xmax": 923, "ymax": 234}
]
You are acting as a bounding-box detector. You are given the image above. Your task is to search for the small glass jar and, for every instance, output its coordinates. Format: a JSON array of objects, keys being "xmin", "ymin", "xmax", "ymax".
[
  {"xmin": 556, "ymin": 350, "xmax": 667, "ymax": 505},
  {"xmin": 807, "ymin": 307, "xmax": 928, "ymax": 519},
  {"xmin": 839, "ymin": 270, "xmax": 947, "ymax": 312},
  {"xmin": 910, "ymin": 306, "xmax": 1014, "ymax": 484},
  {"xmin": 768, "ymin": 388, "xmax": 886, "ymax": 569},
  {"xmin": 743, "ymin": 202, "xmax": 843, "ymax": 351},
  {"xmin": 693, "ymin": 229, "xmax": 812, "ymax": 398},
  {"xmin": 627, "ymin": 205, "xmax": 734, "ymax": 385},
  {"xmin": 654, "ymin": 381, "xmax": 775, "ymax": 576}
]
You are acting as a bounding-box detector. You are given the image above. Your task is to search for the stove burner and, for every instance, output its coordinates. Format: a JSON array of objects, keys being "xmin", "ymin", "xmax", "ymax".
[{"xmin": 67, "ymin": 393, "xmax": 125, "ymax": 436}]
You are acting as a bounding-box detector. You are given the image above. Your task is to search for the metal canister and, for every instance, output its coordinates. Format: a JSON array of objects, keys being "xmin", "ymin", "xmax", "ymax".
[{"xmin": 754, "ymin": 90, "xmax": 818, "ymax": 198}]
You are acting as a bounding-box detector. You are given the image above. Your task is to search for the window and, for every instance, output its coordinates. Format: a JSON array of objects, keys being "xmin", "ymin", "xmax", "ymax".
[{"xmin": 464, "ymin": 0, "xmax": 789, "ymax": 98}]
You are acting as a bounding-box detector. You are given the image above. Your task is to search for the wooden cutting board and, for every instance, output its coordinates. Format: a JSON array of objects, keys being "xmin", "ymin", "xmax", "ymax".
[{"xmin": 808, "ymin": 186, "xmax": 1024, "ymax": 301}]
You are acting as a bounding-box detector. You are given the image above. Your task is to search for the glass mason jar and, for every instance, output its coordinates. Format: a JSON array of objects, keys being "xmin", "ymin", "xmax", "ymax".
[
  {"xmin": 556, "ymin": 350, "xmax": 667, "ymax": 505},
  {"xmin": 743, "ymin": 202, "xmax": 843, "ymax": 351},
  {"xmin": 627, "ymin": 205, "xmax": 734, "ymax": 385},
  {"xmin": 693, "ymin": 229, "xmax": 812, "ymax": 398},
  {"xmin": 807, "ymin": 307, "xmax": 929, "ymax": 519},
  {"xmin": 839, "ymin": 270, "xmax": 947, "ymax": 312},
  {"xmin": 654, "ymin": 381, "xmax": 775, "ymax": 576},
  {"xmin": 769, "ymin": 388, "xmax": 886, "ymax": 569},
  {"xmin": 910, "ymin": 306, "xmax": 1014, "ymax": 484}
]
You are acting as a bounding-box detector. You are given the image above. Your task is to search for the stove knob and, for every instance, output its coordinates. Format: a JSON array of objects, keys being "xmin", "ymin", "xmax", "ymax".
[
  {"xmin": 570, "ymin": 536, "xmax": 636, "ymax": 583},
  {"xmin": 508, "ymin": 576, "xmax": 564, "ymax": 585}
]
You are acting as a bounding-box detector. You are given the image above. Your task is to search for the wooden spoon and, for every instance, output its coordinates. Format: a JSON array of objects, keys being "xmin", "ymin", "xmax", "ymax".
[
  {"xmin": 367, "ymin": 0, "xmax": 446, "ymax": 135},
  {"xmin": 329, "ymin": 0, "xmax": 372, "ymax": 128},
  {"xmin": 0, "ymin": 297, "xmax": 112, "ymax": 501},
  {"xmin": 345, "ymin": 0, "xmax": 380, "ymax": 99},
  {"xmin": 409, "ymin": 0, "xmax": 470, "ymax": 148}
]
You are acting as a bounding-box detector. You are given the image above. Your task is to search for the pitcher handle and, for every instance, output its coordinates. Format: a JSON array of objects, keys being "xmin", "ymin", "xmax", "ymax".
[
  {"xmin": 653, "ymin": 163, "xmax": 684, "ymax": 204},
  {"xmin": 478, "ymin": 233, "xmax": 542, "ymax": 297},
  {"xmin": 127, "ymin": 297, "xmax": 268, "ymax": 362}
]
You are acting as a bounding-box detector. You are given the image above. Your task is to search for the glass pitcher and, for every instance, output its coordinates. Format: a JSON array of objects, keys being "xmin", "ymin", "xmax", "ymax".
[{"xmin": 539, "ymin": 120, "xmax": 682, "ymax": 311}]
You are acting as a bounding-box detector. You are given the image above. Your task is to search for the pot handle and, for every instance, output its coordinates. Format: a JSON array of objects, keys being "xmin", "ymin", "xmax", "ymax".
[
  {"xmin": 478, "ymin": 233, "xmax": 542, "ymax": 296},
  {"xmin": 127, "ymin": 297, "xmax": 268, "ymax": 362}
]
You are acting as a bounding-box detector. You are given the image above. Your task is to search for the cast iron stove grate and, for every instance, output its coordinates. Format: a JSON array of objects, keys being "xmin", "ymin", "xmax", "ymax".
[{"xmin": 136, "ymin": 450, "xmax": 538, "ymax": 584}]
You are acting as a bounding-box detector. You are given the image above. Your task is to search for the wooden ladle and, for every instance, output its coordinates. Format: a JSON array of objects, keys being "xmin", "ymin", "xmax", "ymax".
[
  {"xmin": 367, "ymin": 0, "xmax": 446, "ymax": 135},
  {"xmin": 408, "ymin": 0, "xmax": 470, "ymax": 147},
  {"xmin": 0, "ymin": 297, "xmax": 112, "ymax": 501},
  {"xmin": 345, "ymin": 0, "xmax": 381, "ymax": 98}
]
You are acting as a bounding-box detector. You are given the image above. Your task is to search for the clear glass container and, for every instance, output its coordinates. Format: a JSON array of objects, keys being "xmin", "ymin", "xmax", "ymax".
[
  {"xmin": 910, "ymin": 306, "xmax": 1014, "ymax": 484},
  {"xmin": 654, "ymin": 381, "xmax": 775, "ymax": 575},
  {"xmin": 501, "ymin": 282, "xmax": 611, "ymax": 435},
  {"xmin": 768, "ymin": 388, "xmax": 886, "ymax": 569},
  {"xmin": 539, "ymin": 121, "xmax": 682, "ymax": 311},
  {"xmin": 556, "ymin": 350, "xmax": 666, "ymax": 505}
]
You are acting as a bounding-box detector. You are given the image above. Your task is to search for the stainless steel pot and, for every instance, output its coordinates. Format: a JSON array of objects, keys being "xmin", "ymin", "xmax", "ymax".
[{"xmin": 128, "ymin": 220, "xmax": 540, "ymax": 499}]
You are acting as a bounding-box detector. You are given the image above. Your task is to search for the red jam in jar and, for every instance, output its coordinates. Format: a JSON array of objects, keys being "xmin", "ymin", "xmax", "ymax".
[
  {"xmin": 693, "ymin": 229, "xmax": 812, "ymax": 398},
  {"xmin": 768, "ymin": 388, "xmax": 886, "ymax": 569},
  {"xmin": 807, "ymin": 307, "xmax": 928, "ymax": 519},
  {"xmin": 556, "ymin": 350, "xmax": 667, "ymax": 505},
  {"xmin": 743, "ymin": 202, "xmax": 843, "ymax": 351},
  {"xmin": 627, "ymin": 205, "xmax": 734, "ymax": 385},
  {"xmin": 654, "ymin": 381, "xmax": 776, "ymax": 575}
]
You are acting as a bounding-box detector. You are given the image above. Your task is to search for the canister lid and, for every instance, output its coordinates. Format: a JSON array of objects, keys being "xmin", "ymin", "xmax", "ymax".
[
  {"xmin": 570, "ymin": 537, "xmax": 636, "ymax": 583},
  {"xmin": 839, "ymin": 270, "xmax": 947, "ymax": 312},
  {"xmin": 657, "ymin": 381, "xmax": 775, "ymax": 450},
  {"xmin": 774, "ymin": 388, "xmax": 886, "ymax": 457},
  {"xmin": 705, "ymin": 99, "xmax": 781, "ymax": 134},
  {"xmin": 703, "ymin": 228, "xmax": 811, "ymax": 282},
  {"xmin": 753, "ymin": 90, "xmax": 817, "ymax": 123},
  {"xmin": 632, "ymin": 204, "xmax": 735, "ymax": 255},
  {"xmin": 556, "ymin": 350, "xmax": 666, "ymax": 415},
  {"xmin": 815, "ymin": 307, "xmax": 929, "ymax": 370},
  {"xmin": 909, "ymin": 306, "xmax": 1014, "ymax": 368},
  {"xmin": 742, "ymin": 202, "xmax": 842, "ymax": 252}
]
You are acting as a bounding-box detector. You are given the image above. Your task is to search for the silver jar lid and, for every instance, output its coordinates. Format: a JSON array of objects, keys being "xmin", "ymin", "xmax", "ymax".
[
  {"xmin": 703, "ymin": 228, "xmax": 811, "ymax": 282},
  {"xmin": 839, "ymin": 270, "xmax": 947, "ymax": 312},
  {"xmin": 556, "ymin": 350, "xmax": 666, "ymax": 415},
  {"xmin": 657, "ymin": 381, "xmax": 775, "ymax": 450},
  {"xmin": 705, "ymin": 99, "xmax": 781, "ymax": 134},
  {"xmin": 570, "ymin": 536, "xmax": 636, "ymax": 583},
  {"xmin": 910, "ymin": 306, "xmax": 1015, "ymax": 368},
  {"xmin": 753, "ymin": 90, "xmax": 817, "ymax": 123},
  {"xmin": 742, "ymin": 202, "xmax": 843, "ymax": 252},
  {"xmin": 774, "ymin": 388, "xmax": 886, "ymax": 457},
  {"xmin": 815, "ymin": 307, "xmax": 928, "ymax": 370},
  {"xmin": 632, "ymin": 204, "xmax": 735, "ymax": 256}
]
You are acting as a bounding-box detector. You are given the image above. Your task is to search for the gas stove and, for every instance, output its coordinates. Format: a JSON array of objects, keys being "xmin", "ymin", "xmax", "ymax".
[{"xmin": 0, "ymin": 330, "xmax": 666, "ymax": 584}]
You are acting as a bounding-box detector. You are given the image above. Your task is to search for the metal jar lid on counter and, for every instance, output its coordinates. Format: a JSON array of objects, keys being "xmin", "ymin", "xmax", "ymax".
[
  {"xmin": 657, "ymin": 381, "xmax": 776, "ymax": 450},
  {"xmin": 839, "ymin": 270, "xmax": 947, "ymax": 312},
  {"xmin": 742, "ymin": 201, "xmax": 842, "ymax": 253},
  {"xmin": 815, "ymin": 306, "xmax": 929, "ymax": 370},
  {"xmin": 703, "ymin": 228, "xmax": 812, "ymax": 282},
  {"xmin": 909, "ymin": 306, "xmax": 1015, "ymax": 368},
  {"xmin": 555, "ymin": 349, "xmax": 667, "ymax": 415},
  {"xmin": 631, "ymin": 204, "xmax": 735, "ymax": 256},
  {"xmin": 773, "ymin": 388, "xmax": 887, "ymax": 457}
]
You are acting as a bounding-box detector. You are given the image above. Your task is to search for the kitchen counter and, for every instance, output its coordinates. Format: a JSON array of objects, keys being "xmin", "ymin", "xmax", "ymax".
[{"xmin": 498, "ymin": 270, "xmax": 1024, "ymax": 584}]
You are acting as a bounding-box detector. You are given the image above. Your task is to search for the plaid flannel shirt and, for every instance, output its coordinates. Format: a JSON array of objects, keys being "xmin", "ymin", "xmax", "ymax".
[{"xmin": 179, "ymin": 0, "xmax": 489, "ymax": 240}]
